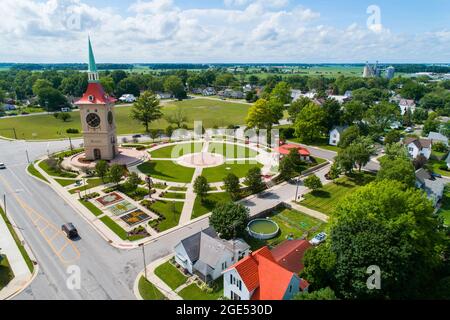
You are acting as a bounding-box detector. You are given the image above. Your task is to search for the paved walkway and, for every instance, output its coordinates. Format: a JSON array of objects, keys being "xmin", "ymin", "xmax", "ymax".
[
  {"xmin": 288, "ymin": 202, "xmax": 329, "ymax": 222},
  {"xmin": 0, "ymin": 206, "xmax": 33, "ymax": 300}
]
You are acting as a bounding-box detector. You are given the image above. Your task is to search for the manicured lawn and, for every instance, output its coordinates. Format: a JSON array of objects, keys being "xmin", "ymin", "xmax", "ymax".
[
  {"xmin": 244, "ymin": 208, "xmax": 326, "ymax": 250},
  {"xmin": 169, "ymin": 186, "xmax": 188, "ymax": 192},
  {"xmin": 161, "ymin": 192, "xmax": 186, "ymax": 200},
  {"xmin": 38, "ymin": 159, "xmax": 78, "ymax": 178},
  {"xmin": 289, "ymin": 137, "xmax": 341, "ymax": 152},
  {"xmin": 192, "ymin": 192, "xmax": 232, "ymax": 219},
  {"xmin": 202, "ymin": 161, "xmax": 263, "ymax": 183},
  {"xmin": 27, "ymin": 163, "xmax": 48, "ymax": 183},
  {"xmin": 79, "ymin": 199, "xmax": 103, "ymax": 217},
  {"xmin": 431, "ymin": 151, "xmax": 448, "ymax": 161},
  {"xmin": 178, "ymin": 278, "xmax": 224, "ymax": 300},
  {"xmin": 138, "ymin": 276, "xmax": 166, "ymax": 300},
  {"xmin": 0, "ymin": 99, "xmax": 250, "ymax": 140},
  {"xmin": 146, "ymin": 200, "xmax": 184, "ymax": 232},
  {"xmin": 154, "ymin": 260, "xmax": 187, "ymax": 290},
  {"xmin": 208, "ymin": 142, "xmax": 257, "ymax": 158},
  {"xmin": 438, "ymin": 185, "xmax": 450, "ymax": 226},
  {"xmin": 150, "ymin": 142, "xmax": 204, "ymax": 158},
  {"xmin": 99, "ymin": 216, "xmax": 128, "ymax": 240},
  {"xmin": 429, "ymin": 160, "xmax": 450, "ymax": 177},
  {"xmin": 300, "ymin": 172, "xmax": 376, "ymax": 215},
  {"xmin": 0, "ymin": 207, "xmax": 34, "ymax": 272},
  {"xmin": 69, "ymin": 178, "xmax": 104, "ymax": 194},
  {"xmin": 56, "ymin": 179, "xmax": 78, "ymax": 187},
  {"xmin": 0, "ymin": 255, "xmax": 14, "ymax": 290},
  {"xmin": 137, "ymin": 160, "xmax": 195, "ymax": 183}
]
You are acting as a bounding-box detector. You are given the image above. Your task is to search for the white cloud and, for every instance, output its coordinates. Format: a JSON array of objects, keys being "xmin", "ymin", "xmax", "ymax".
[{"xmin": 0, "ymin": 0, "xmax": 447, "ymax": 63}]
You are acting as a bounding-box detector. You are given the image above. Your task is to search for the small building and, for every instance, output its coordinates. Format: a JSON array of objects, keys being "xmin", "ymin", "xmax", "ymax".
[
  {"xmin": 399, "ymin": 99, "xmax": 416, "ymax": 115},
  {"xmin": 328, "ymin": 95, "xmax": 350, "ymax": 104},
  {"xmin": 275, "ymin": 144, "xmax": 310, "ymax": 161},
  {"xmin": 156, "ymin": 92, "xmax": 172, "ymax": 100},
  {"xmin": 290, "ymin": 89, "xmax": 302, "ymax": 102},
  {"xmin": 202, "ymin": 87, "xmax": 216, "ymax": 96},
  {"xmin": 329, "ymin": 126, "xmax": 348, "ymax": 146},
  {"xmin": 174, "ymin": 227, "xmax": 250, "ymax": 282},
  {"xmin": 3, "ymin": 104, "xmax": 16, "ymax": 111},
  {"xmin": 222, "ymin": 244, "xmax": 310, "ymax": 300},
  {"xmin": 403, "ymin": 137, "xmax": 432, "ymax": 159},
  {"xmin": 428, "ymin": 132, "xmax": 449, "ymax": 147},
  {"xmin": 415, "ymin": 168, "xmax": 445, "ymax": 207}
]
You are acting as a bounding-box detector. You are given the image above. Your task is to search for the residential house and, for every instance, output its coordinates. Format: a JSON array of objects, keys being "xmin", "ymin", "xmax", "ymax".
[
  {"xmin": 428, "ymin": 131, "xmax": 449, "ymax": 147},
  {"xmin": 344, "ymin": 90, "xmax": 353, "ymax": 98},
  {"xmin": 399, "ymin": 99, "xmax": 416, "ymax": 115},
  {"xmin": 415, "ymin": 168, "xmax": 445, "ymax": 206},
  {"xmin": 328, "ymin": 95, "xmax": 350, "ymax": 104},
  {"xmin": 223, "ymin": 242, "xmax": 310, "ymax": 300},
  {"xmin": 403, "ymin": 137, "xmax": 432, "ymax": 159},
  {"xmin": 156, "ymin": 92, "xmax": 172, "ymax": 100},
  {"xmin": 290, "ymin": 89, "xmax": 302, "ymax": 102},
  {"xmin": 202, "ymin": 87, "xmax": 216, "ymax": 96},
  {"xmin": 219, "ymin": 89, "xmax": 244, "ymax": 99},
  {"xmin": 3, "ymin": 104, "xmax": 16, "ymax": 111},
  {"xmin": 275, "ymin": 144, "xmax": 311, "ymax": 161},
  {"xmin": 174, "ymin": 227, "xmax": 250, "ymax": 282},
  {"xmin": 118, "ymin": 94, "xmax": 136, "ymax": 103},
  {"xmin": 329, "ymin": 126, "xmax": 348, "ymax": 146}
]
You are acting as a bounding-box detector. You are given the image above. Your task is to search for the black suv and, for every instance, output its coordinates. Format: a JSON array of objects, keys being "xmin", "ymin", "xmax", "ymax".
[{"xmin": 61, "ymin": 223, "xmax": 79, "ymax": 239}]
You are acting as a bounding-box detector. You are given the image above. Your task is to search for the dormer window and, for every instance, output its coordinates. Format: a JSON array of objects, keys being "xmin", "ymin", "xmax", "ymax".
[{"xmin": 88, "ymin": 95, "xmax": 94, "ymax": 102}]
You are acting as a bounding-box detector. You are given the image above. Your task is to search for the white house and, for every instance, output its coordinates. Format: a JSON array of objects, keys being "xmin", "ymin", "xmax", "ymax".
[
  {"xmin": 118, "ymin": 94, "xmax": 136, "ymax": 103},
  {"xmin": 156, "ymin": 92, "xmax": 172, "ymax": 100},
  {"xmin": 329, "ymin": 126, "xmax": 348, "ymax": 146},
  {"xmin": 174, "ymin": 227, "xmax": 250, "ymax": 282},
  {"xmin": 428, "ymin": 131, "xmax": 449, "ymax": 147},
  {"xmin": 202, "ymin": 87, "xmax": 216, "ymax": 96},
  {"xmin": 415, "ymin": 168, "xmax": 445, "ymax": 207},
  {"xmin": 403, "ymin": 137, "xmax": 432, "ymax": 159},
  {"xmin": 399, "ymin": 99, "xmax": 416, "ymax": 115}
]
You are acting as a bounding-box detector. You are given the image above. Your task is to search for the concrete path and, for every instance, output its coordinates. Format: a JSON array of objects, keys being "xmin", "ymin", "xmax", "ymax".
[
  {"xmin": 288, "ymin": 203, "xmax": 329, "ymax": 222},
  {"xmin": 0, "ymin": 205, "xmax": 32, "ymax": 300}
]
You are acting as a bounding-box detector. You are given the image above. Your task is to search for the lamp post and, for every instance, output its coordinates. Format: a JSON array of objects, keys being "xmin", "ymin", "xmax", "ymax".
[
  {"xmin": 145, "ymin": 175, "xmax": 153, "ymax": 199},
  {"xmin": 295, "ymin": 177, "xmax": 301, "ymax": 202},
  {"xmin": 139, "ymin": 243, "xmax": 147, "ymax": 280}
]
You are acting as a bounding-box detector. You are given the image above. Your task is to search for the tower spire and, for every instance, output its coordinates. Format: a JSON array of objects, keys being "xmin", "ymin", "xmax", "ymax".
[{"xmin": 87, "ymin": 37, "xmax": 99, "ymax": 83}]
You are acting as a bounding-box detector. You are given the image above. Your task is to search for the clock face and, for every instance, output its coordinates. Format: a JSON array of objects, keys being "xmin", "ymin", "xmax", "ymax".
[
  {"xmin": 86, "ymin": 113, "xmax": 101, "ymax": 128},
  {"xmin": 108, "ymin": 111, "xmax": 113, "ymax": 125}
]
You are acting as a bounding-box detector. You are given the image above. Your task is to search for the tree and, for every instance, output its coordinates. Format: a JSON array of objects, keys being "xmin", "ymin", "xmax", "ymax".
[
  {"xmin": 341, "ymin": 100, "xmax": 366, "ymax": 125},
  {"xmin": 37, "ymin": 87, "xmax": 69, "ymax": 111},
  {"xmin": 423, "ymin": 118, "xmax": 439, "ymax": 135},
  {"xmin": 32, "ymin": 79, "xmax": 53, "ymax": 96},
  {"xmin": 193, "ymin": 176, "xmax": 209, "ymax": 202},
  {"xmin": 109, "ymin": 164, "xmax": 124, "ymax": 186},
  {"xmin": 346, "ymin": 137, "xmax": 375, "ymax": 171},
  {"xmin": 95, "ymin": 160, "xmax": 109, "ymax": 183},
  {"xmin": 294, "ymin": 103, "xmax": 327, "ymax": 143},
  {"xmin": 377, "ymin": 157, "xmax": 416, "ymax": 187},
  {"xmin": 364, "ymin": 102, "xmax": 399, "ymax": 134},
  {"xmin": 270, "ymin": 81, "xmax": 291, "ymax": 104},
  {"xmin": 384, "ymin": 130, "xmax": 401, "ymax": 145},
  {"xmin": 245, "ymin": 167, "xmax": 264, "ymax": 194},
  {"xmin": 164, "ymin": 75, "xmax": 186, "ymax": 100},
  {"xmin": 111, "ymin": 70, "xmax": 128, "ymax": 85},
  {"xmin": 279, "ymin": 155, "xmax": 296, "ymax": 181},
  {"xmin": 58, "ymin": 112, "xmax": 71, "ymax": 122},
  {"xmin": 209, "ymin": 202, "xmax": 250, "ymax": 240},
  {"xmin": 246, "ymin": 99, "xmax": 277, "ymax": 131},
  {"xmin": 338, "ymin": 125, "xmax": 360, "ymax": 148},
  {"xmin": 432, "ymin": 141, "xmax": 448, "ymax": 153},
  {"xmin": 328, "ymin": 162, "xmax": 342, "ymax": 181},
  {"xmin": 401, "ymin": 81, "xmax": 427, "ymax": 100},
  {"xmin": 288, "ymin": 97, "xmax": 313, "ymax": 122},
  {"xmin": 292, "ymin": 287, "xmax": 337, "ymax": 300},
  {"xmin": 223, "ymin": 173, "xmax": 241, "ymax": 200},
  {"xmin": 131, "ymin": 91, "xmax": 162, "ymax": 132},
  {"xmin": 99, "ymin": 76, "xmax": 115, "ymax": 95},
  {"xmin": 126, "ymin": 172, "xmax": 141, "ymax": 193},
  {"xmin": 149, "ymin": 129, "xmax": 160, "ymax": 142},
  {"xmin": 116, "ymin": 78, "xmax": 140, "ymax": 97},
  {"xmin": 165, "ymin": 106, "xmax": 187, "ymax": 128},
  {"xmin": 384, "ymin": 142, "xmax": 409, "ymax": 160},
  {"xmin": 304, "ymin": 174, "xmax": 323, "ymax": 192},
  {"xmin": 322, "ymin": 98, "xmax": 342, "ymax": 131}
]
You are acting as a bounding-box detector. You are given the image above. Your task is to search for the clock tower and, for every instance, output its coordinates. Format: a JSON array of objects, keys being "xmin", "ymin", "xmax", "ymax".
[{"xmin": 75, "ymin": 38, "xmax": 118, "ymax": 161}]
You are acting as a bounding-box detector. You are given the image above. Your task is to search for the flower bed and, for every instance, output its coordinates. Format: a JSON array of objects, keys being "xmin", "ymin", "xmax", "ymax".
[
  {"xmin": 96, "ymin": 192, "xmax": 124, "ymax": 206},
  {"xmin": 108, "ymin": 200, "xmax": 137, "ymax": 216},
  {"xmin": 120, "ymin": 210, "xmax": 151, "ymax": 226}
]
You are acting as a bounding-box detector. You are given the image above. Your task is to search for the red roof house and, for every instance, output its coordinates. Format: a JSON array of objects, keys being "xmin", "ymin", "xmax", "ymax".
[
  {"xmin": 223, "ymin": 244, "xmax": 310, "ymax": 300},
  {"xmin": 275, "ymin": 144, "xmax": 310, "ymax": 160},
  {"xmin": 271, "ymin": 239, "xmax": 312, "ymax": 273}
]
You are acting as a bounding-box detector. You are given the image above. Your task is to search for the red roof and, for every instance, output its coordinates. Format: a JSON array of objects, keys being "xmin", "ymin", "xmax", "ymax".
[
  {"xmin": 271, "ymin": 240, "xmax": 312, "ymax": 274},
  {"xmin": 75, "ymin": 82, "xmax": 116, "ymax": 105},
  {"xmin": 275, "ymin": 144, "xmax": 310, "ymax": 156},
  {"xmin": 227, "ymin": 246, "xmax": 298, "ymax": 300}
]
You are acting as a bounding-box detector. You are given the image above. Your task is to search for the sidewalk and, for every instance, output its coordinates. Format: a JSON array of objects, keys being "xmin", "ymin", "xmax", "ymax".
[
  {"xmin": 288, "ymin": 202, "xmax": 329, "ymax": 222},
  {"xmin": 0, "ymin": 206, "xmax": 33, "ymax": 300}
]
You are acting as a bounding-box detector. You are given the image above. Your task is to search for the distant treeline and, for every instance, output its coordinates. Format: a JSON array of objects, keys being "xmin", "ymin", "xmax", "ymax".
[
  {"xmin": 9, "ymin": 63, "xmax": 134, "ymax": 71},
  {"xmin": 391, "ymin": 64, "xmax": 450, "ymax": 74}
]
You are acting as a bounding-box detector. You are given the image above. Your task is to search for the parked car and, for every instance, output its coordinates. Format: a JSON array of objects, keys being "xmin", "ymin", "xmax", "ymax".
[
  {"xmin": 132, "ymin": 134, "xmax": 142, "ymax": 139},
  {"xmin": 310, "ymin": 232, "xmax": 327, "ymax": 245},
  {"xmin": 62, "ymin": 223, "xmax": 79, "ymax": 239},
  {"xmin": 404, "ymin": 127, "xmax": 413, "ymax": 133},
  {"xmin": 0, "ymin": 163, "xmax": 6, "ymax": 169}
]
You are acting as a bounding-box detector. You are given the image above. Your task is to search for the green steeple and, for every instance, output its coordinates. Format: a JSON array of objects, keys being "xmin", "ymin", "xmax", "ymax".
[{"xmin": 88, "ymin": 37, "xmax": 97, "ymax": 73}]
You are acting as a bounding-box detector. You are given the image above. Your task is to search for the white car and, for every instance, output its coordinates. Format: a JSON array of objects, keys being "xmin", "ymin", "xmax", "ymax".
[
  {"xmin": 404, "ymin": 127, "xmax": 413, "ymax": 133},
  {"xmin": 310, "ymin": 232, "xmax": 327, "ymax": 245},
  {"xmin": 0, "ymin": 163, "xmax": 6, "ymax": 169}
]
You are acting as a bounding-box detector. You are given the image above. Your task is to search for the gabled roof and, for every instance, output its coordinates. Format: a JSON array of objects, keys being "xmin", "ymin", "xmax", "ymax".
[
  {"xmin": 428, "ymin": 132, "xmax": 448, "ymax": 143},
  {"xmin": 399, "ymin": 99, "xmax": 416, "ymax": 107},
  {"xmin": 403, "ymin": 137, "xmax": 431, "ymax": 149},
  {"xmin": 330, "ymin": 125, "xmax": 348, "ymax": 134},
  {"xmin": 276, "ymin": 144, "xmax": 310, "ymax": 156},
  {"xmin": 271, "ymin": 239, "xmax": 312, "ymax": 274},
  {"xmin": 178, "ymin": 227, "xmax": 217, "ymax": 262}
]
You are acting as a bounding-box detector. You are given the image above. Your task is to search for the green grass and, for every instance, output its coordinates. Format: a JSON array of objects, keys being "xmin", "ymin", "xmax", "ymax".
[
  {"xmin": 68, "ymin": 178, "xmax": 104, "ymax": 194},
  {"xmin": 154, "ymin": 260, "xmax": 187, "ymax": 290},
  {"xmin": 244, "ymin": 208, "xmax": 326, "ymax": 250},
  {"xmin": 438, "ymin": 185, "xmax": 450, "ymax": 227},
  {"xmin": 178, "ymin": 278, "xmax": 224, "ymax": 300},
  {"xmin": 0, "ymin": 99, "xmax": 250, "ymax": 140},
  {"xmin": 208, "ymin": 142, "xmax": 257, "ymax": 158},
  {"xmin": 192, "ymin": 192, "xmax": 232, "ymax": 219},
  {"xmin": 202, "ymin": 161, "xmax": 263, "ymax": 183},
  {"xmin": 0, "ymin": 207, "xmax": 34, "ymax": 272},
  {"xmin": 429, "ymin": 160, "xmax": 450, "ymax": 177},
  {"xmin": 99, "ymin": 216, "xmax": 128, "ymax": 240},
  {"xmin": 137, "ymin": 160, "xmax": 195, "ymax": 183},
  {"xmin": 27, "ymin": 163, "xmax": 48, "ymax": 183},
  {"xmin": 138, "ymin": 276, "xmax": 166, "ymax": 300},
  {"xmin": 56, "ymin": 179, "xmax": 78, "ymax": 187},
  {"xmin": 169, "ymin": 186, "xmax": 188, "ymax": 192},
  {"xmin": 147, "ymin": 200, "xmax": 184, "ymax": 231},
  {"xmin": 161, "ymin": 192, "xmax": 186, "ymax": 200},
  {"xmin": 431, "ymin": 151, "xmax": 448, "ymax": 161},
  {"xmin": 289, "ymin": 137, "xmax": 341, "ymax": 152},
  {"xmin": 150, "ymin": 142, "xmax": 204, "ymax": 158},
  {"xmin": 0, "ymin": 255, "xmax": 14, "ymax": 290},
  {"xmin": 79, "ymin": 199, "xmax": 103, "ymax": 217},
  {"xmin": 300, "ymin": 172, "xmax": 376, "ymax": 215},
  {"xmin": 38, "ymin": 159, "xmax": 78, "ymax": 178}
]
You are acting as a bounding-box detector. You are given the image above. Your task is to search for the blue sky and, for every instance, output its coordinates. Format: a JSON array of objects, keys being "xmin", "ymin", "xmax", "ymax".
[{"xmin": 1, "ymin": 0, "xmax": 449, "ymax": 63}]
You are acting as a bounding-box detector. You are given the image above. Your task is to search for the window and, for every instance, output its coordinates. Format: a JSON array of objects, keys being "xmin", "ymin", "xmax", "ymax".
[
  {"xmin": 289, "ymin": 285, "xmax": 292, "ymax": 292},
  {"xmin": 222, "ymin": 262, "xmax": 227, "ymax": 270},
  {"xmin": 238, "ymin": 280, "xmax": 242, "ymax": 291},
  {"xmin": 231, "ymin": 291, "xmax": 241, "ymax": 300},
  {"xmin": 88, "ymin": 95, "xmax": 94, "ymax": 102}
]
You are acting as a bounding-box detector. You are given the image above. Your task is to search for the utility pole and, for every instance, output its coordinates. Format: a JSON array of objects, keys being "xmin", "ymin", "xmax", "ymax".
[
  {"xmin": 295, "ymin": 177, "xmax": 301, "ymax": 202},
  {"xmin": 68, "ymin": 136, "xmax": 73, "ymax": 151},
  {"xmin": 139, "ymin": 243, "xmax": 147, "ymax": 280},
  {"xmin": 3, "ymin": 194, "xmax": 6, "ymax": 216},
  {"xmin": 25, "ymin": 150, "xmax": 30, "ymax": 164}
]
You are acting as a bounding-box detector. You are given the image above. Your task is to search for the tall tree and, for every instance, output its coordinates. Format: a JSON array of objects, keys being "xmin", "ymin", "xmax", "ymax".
[
  {"xmin": 377, "ymin": 157, "xmax": 416, "ymax": 188},
  {"xmin": 95, "ymin": 160, "xmax": 109, "ymax": 183},
  {"xmin": 164, "ymin": 75, "xmax": 186, "ymax": 100},
  {"xmin": 193, "ymin": 176, "xmax": 209, "ymax": 202},
  {"xmin": 130, "ymin": 91, "xmax": 162, "ymax": 132},
  {"xmin": 209, "ymin": 202, "xmax": 250, "ymax": 240},
  {"xmin": 245, "ymin": 167, "xmax": 264, "ymax": 194},
  {"xmin": 223, "ymin": 173, "xmax": 241, "ymax": 200},
  {"xmin": 294, "ymin": 103, "xmax": 327, "ymax": 143}
]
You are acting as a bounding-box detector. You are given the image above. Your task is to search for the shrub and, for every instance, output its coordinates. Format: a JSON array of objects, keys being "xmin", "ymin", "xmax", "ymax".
[{"xmin": 66, "ymin": 128, "xmax": 79, "ymax": 134}]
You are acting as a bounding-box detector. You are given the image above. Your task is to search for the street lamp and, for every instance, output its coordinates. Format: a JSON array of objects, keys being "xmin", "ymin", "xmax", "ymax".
[
  {"xmin": 145, "ymin": 175, "xmax": 153, "ymax": 199},
  {"xmin": 139, "ymin": 243, "xmax": 147, "ymax": 280}
]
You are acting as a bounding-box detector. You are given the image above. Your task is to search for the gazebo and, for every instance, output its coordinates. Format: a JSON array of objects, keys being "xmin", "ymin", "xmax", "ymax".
[{"xmin": 275, "ymin": 144, "xmax": 311, "ymax": 161}]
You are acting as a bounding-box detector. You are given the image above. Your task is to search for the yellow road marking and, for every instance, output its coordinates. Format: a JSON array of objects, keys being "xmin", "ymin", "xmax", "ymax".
[{"xmin": 0, "ymin": 175, "xmax": 80, "ymax": 265}]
